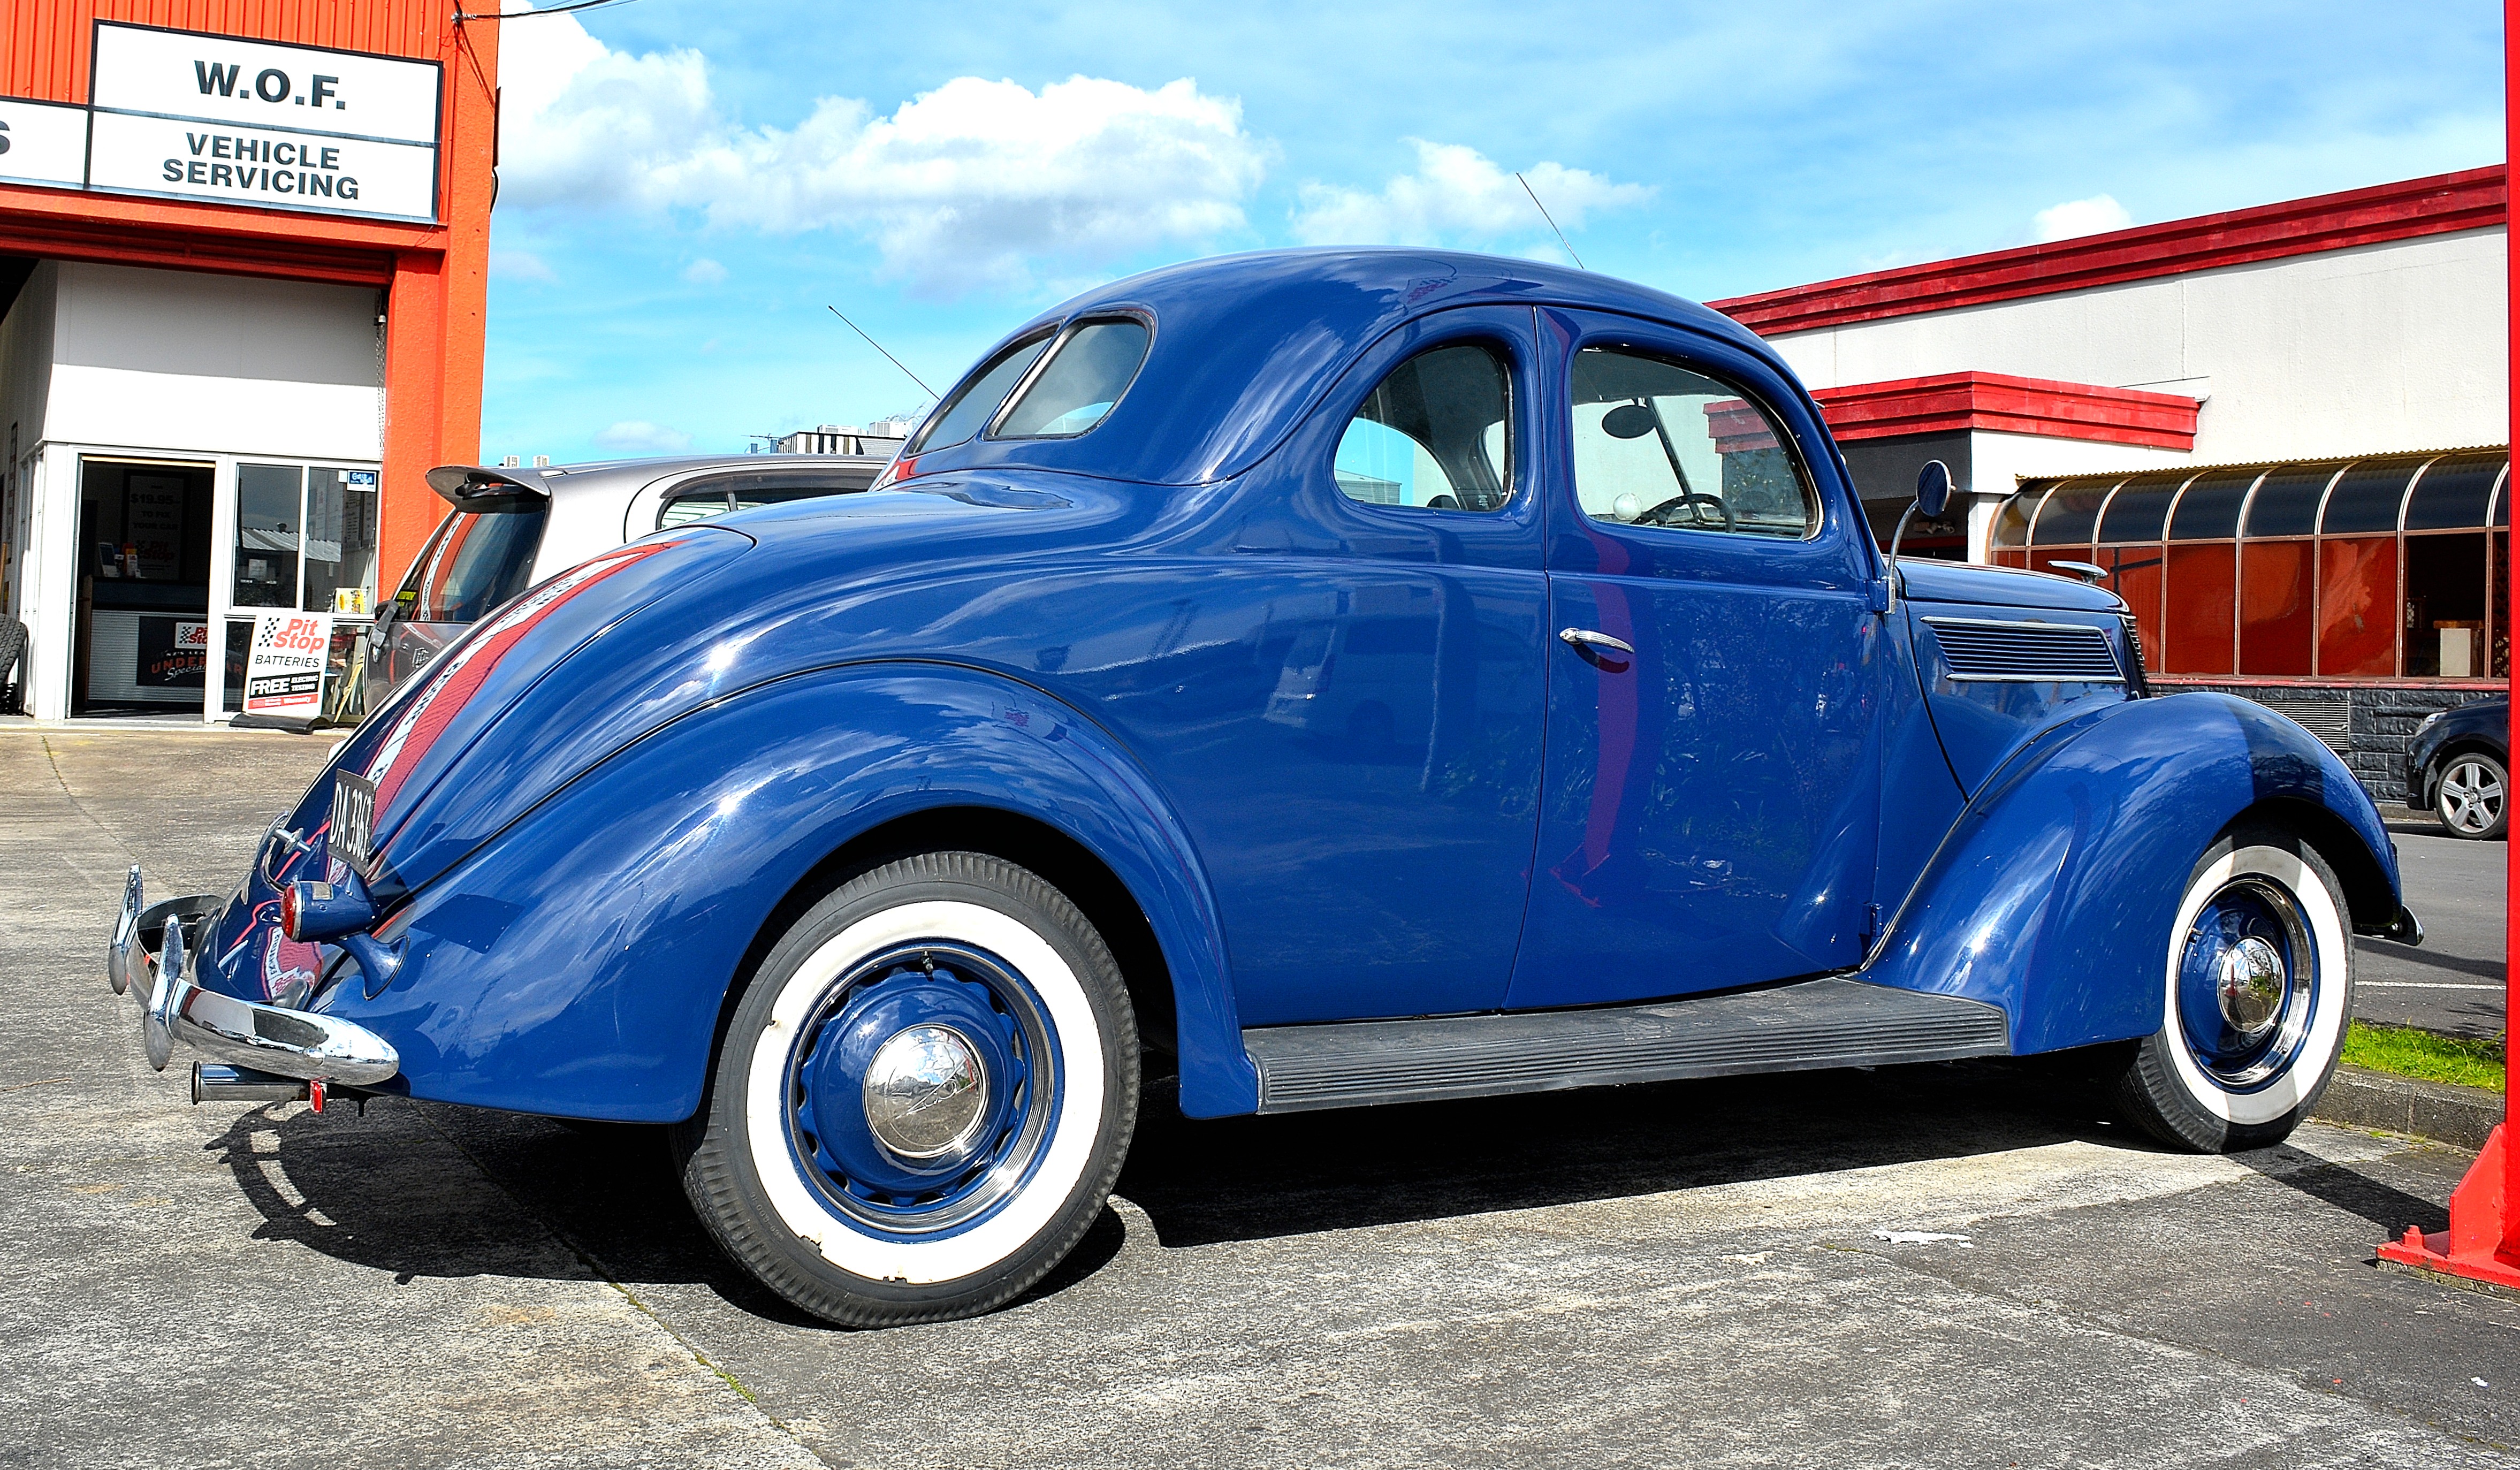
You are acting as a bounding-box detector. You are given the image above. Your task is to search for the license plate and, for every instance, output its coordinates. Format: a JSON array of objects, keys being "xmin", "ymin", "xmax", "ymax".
[{"xmin": 330, "ymin": 770, "xmax": 378, "ymax": 873}]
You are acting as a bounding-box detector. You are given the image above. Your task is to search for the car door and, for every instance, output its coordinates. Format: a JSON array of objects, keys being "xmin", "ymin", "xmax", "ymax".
[
  {"xmin": 1083, "ymin": 305, "xmax": 1548, "ymax": 1027},
  {"xmin": 1506, "ymin": 309, "xmax": 1887, "ymax": 1010}
]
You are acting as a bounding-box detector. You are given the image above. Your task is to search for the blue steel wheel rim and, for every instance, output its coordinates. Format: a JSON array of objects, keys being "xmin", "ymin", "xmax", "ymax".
[
  {"xmin": 783, "ymin": 940, "xmax": 1062, "ymax": 1238},
  {"xmin": 2175, "ymin": 875, "xmax": 2317, "ymax": 1092}
]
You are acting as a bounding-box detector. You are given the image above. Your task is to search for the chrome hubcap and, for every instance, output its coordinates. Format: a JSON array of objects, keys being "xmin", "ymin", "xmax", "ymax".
[
  {"xmin": 863, "ymin": 1024, "xmax": 989, "ymax": 1160},
  {"xmin": 2216, "ymin": 936, "xmax": 2285, "ymax": 1037},
  {"xmin": 786, "ymin": 941, "xmax": 1060, "ymax": 1236},
  {"xmin": 2177, "ymin": 875, "xmax": 2317, "ymax": 1090},
  {"xmin": 2441, "ymin": 759, "xmax": 2503, "ymax": 833}
]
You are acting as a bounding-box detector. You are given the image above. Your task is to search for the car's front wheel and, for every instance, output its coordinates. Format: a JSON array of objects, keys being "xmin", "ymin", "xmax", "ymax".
[
  {"xmin": 2110, "ymin": 823, "xmax": 2352, "ymax": 1153},
  {"xmin": 672, "ymin": 851, "xmax": 1138, "ymax": 1327},
  {"xmin": 2434, "ymin": 751, "xmax": 2508, "ymax": 840}
]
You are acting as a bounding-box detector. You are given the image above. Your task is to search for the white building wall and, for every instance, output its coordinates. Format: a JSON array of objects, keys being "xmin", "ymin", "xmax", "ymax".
[
  {"xmin": 46, "ymin": 262, "xmax": 382, "ymax": 461},
  {"xmin": 1769, "ymin": 228, "xmax": 2509, "ymax": 474}
]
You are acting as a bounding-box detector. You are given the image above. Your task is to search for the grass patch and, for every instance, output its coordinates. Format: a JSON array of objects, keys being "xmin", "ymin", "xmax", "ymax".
[{"xmin": 2342, "ymin": 1022, "xmax": 2505, "ymax": 1091}]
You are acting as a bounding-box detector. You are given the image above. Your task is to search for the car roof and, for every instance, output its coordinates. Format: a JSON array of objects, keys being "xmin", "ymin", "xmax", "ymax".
[
  {"xmin": 428, "ymin": 453, "xmax": 892, "ymax": 513},
  {"xmin": 900, "ymin": 247, "xmax": 1773, "ymax": 489}
]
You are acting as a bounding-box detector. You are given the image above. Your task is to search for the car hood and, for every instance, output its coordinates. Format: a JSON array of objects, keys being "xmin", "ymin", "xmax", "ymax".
[
  {"xmin": 291, "ymin": 476, "xmax": 1139, "ymax": 908},
  {"xmin": 1898, "ymin": 558, "xmax": 2125, "ymax": 613}
]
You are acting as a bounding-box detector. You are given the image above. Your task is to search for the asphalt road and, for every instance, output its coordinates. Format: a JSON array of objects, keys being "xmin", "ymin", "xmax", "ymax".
[
  {"xmin": 2359, "ymin": 812, "xmax": 2507, "ymax": 1039},
  {"xmin": 3, "ymin": 727, "xmax": 2515, "ymax": 1469}
]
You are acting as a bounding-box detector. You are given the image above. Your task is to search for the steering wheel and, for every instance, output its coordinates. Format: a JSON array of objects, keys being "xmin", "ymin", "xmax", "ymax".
[{"xmin": 1636, "ymin": 492, "xmax": 1735, "ymax": 533}]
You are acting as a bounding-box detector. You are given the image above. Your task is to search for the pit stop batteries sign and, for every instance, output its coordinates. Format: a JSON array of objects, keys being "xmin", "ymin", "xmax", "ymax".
[{"xmin": 243, "ymin": 612, "xmax": 333, "ymax": 721}]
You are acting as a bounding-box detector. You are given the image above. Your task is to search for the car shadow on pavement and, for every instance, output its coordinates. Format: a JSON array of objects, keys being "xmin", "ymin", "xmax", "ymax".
[
  {"xmin": 1118, "ymin": 1058, "xmax": 2130, "ymax": 1248},
  {"xmin": 204, "ymin": 1056, "xmax": 2409, "ymax": 1324},
  {"xmin": 203, "ymin": 1097, "xmax": 1131, "ymax": 1329}
]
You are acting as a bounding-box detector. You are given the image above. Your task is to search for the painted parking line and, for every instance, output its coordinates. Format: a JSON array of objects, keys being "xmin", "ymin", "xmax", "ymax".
[{"xmin": 2357, "ymin": 980, "xmax": 2503, "ymax": 991}]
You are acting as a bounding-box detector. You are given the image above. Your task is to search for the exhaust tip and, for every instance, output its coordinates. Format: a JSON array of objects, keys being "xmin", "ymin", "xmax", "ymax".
[{"xmin": 191, "ymin": 1062, "xmax": 311, "ymax": 1106}]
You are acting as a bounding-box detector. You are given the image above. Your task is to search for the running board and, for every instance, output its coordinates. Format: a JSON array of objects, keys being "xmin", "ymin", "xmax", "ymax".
[{"xmin": 1240, "ymin": 978, "xmax": 2011, "ymax": 1114}]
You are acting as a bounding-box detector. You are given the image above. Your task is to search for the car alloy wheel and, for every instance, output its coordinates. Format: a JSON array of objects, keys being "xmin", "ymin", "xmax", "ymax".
[
  {"xmin": 672, "ymin": 850, "xmax": 1137, "ymax": 1327},
  {"xmin": 2435, "ymin": 752, "xmax": 2507, "ymax": 839},
  {"xmin": 2110, "ymin": 823, "xmax": 2352, "ymax": 1153}
]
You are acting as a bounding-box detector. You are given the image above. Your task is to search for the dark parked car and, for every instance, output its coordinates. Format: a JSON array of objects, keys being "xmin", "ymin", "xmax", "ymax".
[
  {"xmin": 115, "ymin": 248, "xmax": 2415, "ymax": 1328},
  {"xmin": 365, "ymin": 453, "xmax": 888, "ymax": 706},
  {"xmin": 2408, "ymin": 695, "xmax": 2509, "ymax": 838}
]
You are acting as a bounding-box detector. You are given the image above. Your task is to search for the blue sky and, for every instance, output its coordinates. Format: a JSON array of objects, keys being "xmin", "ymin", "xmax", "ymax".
[{"xmin": 481, "ymin": 0, "xmax": 2504, "ymax": 463}]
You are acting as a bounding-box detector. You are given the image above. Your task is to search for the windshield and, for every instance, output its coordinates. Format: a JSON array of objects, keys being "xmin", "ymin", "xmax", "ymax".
[{"xmin": 395, "ymin": 504, "xmax": 546, "ymax": 624}]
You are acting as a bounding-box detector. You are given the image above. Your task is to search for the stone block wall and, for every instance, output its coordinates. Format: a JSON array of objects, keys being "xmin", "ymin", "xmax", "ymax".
[{"xmin": 2161, "ymin": 680, "xmax": 2500, "ymax": 806}]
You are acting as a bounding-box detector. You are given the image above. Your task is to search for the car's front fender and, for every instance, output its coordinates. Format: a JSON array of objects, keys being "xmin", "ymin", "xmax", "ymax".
[
  {"xmin": 1861, "ymin": 692, "xmax": 2402, "ymax": 1054},
  {"xmin": 310, "ymin": 662, "xmax": 1255, "ymax": 1121}
]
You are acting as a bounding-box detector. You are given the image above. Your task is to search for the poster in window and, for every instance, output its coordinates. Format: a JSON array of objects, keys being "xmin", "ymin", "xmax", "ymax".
[
  {"xmin": 126, "ymin": 474, "xmax": 186, "ymax": 581},
  {"xmin": 135, "ymin": 617, "xmax": 208, "ymax": 688}
]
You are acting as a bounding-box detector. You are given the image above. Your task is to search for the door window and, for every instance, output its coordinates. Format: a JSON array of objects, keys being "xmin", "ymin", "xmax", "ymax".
[
  {"xmin": 1334, "ymin": 342, "xmax": 1513, "ymax": 512},
  {"xmin": 1570, "ymin": 348, "xmax": 1817, "ymax": 538},
  {"xmin": 654, "ymin": 468, "xmax": 881, "ymax": 530}
]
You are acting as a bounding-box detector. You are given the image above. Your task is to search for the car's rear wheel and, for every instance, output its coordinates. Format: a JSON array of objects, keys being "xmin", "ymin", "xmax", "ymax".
[
  {"xmin": 672, "ymin": 851, "xmax": 1138, "ymax": 1327},
  {"xmin": 2434, "ymin": 751, "xmax": 2508, "ymax": 839},
  {"xmin": 2110, "ymin": 822, "xmax": 2352, "ymax": 1153}
]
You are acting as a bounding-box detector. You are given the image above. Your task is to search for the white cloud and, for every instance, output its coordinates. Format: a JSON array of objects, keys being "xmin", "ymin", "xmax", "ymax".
[
  {"xmin": 1291, "ymin": 140, "xmax": 1650, "ymax": 250},
  {"xmin": 497, "ymin": 13, "xmax": 713, "ymax": 215},
  {"xmin": 490, "ymin": 249, "xmax": 558, "ymax": 284},
  {"xmin": 2031, "ymin": 194, "xmax": 2134, "ymax": 243},
  {"xmin": 496, "ymin": 13, "xmax": 1267, "ymax": 296},
  {"xmin": 681, "ymin": 257, "xmax": 727, "ymax": 285},
  {"xmin": 595, "ymin": 420, "xmax": 693, "ymax": 454}
]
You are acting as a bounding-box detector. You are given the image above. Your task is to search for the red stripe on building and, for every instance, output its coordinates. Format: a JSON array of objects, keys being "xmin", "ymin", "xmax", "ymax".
[
  {"xmin": 1711, "ymin": 166, "xmax": 2507, "ymax": 336},
  {"xmin": 1814, "ymin": 372, "xmax": 2201, "ymax": 450}
]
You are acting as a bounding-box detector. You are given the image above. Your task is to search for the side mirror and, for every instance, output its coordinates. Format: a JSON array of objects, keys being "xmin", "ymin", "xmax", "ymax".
[{"xmin": 1915, "ymin": 460, "xmax": 1954, "ymax": 521}]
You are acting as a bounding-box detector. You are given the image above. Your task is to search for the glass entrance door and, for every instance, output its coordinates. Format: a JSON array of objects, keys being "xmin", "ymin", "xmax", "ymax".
[
  {"xmin": 217, "ymin": 461, "xmax": 380, "ymax": 720},
  {"xmin": 72, "ymin": 456, "xmax": 215, "ymax": 717}
]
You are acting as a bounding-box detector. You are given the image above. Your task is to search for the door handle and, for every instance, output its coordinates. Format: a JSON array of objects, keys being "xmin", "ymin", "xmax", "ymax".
[{"xmin": 1558, "ymin": 627, "xmax": 1634, "ymax": 657}]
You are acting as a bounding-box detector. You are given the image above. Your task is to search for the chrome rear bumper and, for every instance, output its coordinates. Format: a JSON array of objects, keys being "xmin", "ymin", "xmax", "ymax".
[{"xmin": 109, "ymin": 866, "xmax": 400, "ymax": 1089}]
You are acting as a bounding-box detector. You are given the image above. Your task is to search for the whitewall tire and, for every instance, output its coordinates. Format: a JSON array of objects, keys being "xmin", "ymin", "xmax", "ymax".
[
  {"xmin": 2110, "ymin": 823, "xmax": 2354, "ymax": 1153},
  {"xmin": 672, "ymin": 851, "xmax": 1138, "ymax": 1327}
]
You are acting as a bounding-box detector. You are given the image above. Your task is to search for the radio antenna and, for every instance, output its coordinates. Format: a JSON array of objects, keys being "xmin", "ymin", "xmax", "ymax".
[
  {"xmin": 828, "ymin": 306, "xmax": 938, "ymax": 400},
  {"xmin": 1516, "ymin": 172, "xmax": 1586, "ymax": 271}
]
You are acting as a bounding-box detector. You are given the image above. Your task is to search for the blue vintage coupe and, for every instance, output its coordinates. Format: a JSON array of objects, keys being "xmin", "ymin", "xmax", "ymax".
[{"xmin": 112, "ymin": 250, "xmax": 2420, "ymax": 1326}]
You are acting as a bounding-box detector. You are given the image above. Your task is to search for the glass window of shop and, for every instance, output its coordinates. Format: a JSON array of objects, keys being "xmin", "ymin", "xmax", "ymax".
[
  {"xmin": 224, "ymin": 463, "xmax": 379, "ymax": 714},
  {"xmin": 1999, "ymin": 448, "xmax": 2510, "ymax": 680}
]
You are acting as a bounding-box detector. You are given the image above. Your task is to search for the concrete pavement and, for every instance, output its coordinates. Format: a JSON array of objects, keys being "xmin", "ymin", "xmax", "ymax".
[{"xmin": 3, "ymin": 727, "xmax": 2515, "ymax": 1468}]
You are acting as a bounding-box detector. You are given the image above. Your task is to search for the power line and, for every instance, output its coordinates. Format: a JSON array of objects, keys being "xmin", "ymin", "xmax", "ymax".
[
  {"xmin": 1515, "ymin": 171, "xmax": 1586, "ymax": 271},
  {"xmin": 828, "ymin": 306, "xmax": 938, "ymax": 400},
  {"xmin": 458, "ymin": 0, "xmax": 641, "ymax": 22}
]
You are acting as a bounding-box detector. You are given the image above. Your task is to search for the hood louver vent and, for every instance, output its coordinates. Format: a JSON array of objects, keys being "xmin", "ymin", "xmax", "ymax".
[{"xmin": 1923, "ymin": 615, "xmax": 2125, "ymax": 684}]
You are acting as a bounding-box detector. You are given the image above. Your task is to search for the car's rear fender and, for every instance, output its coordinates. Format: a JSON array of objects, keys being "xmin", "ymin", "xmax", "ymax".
[
  {"xmin": 1860, "ymin": 692, "xmax": 2402, "ymax": 1054},
  {"xmin": 310, "ymin": 662, "xmax": 1255, "ymax": 1121}
]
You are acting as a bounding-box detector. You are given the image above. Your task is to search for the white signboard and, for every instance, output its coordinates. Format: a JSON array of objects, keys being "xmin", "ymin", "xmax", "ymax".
[
  {"xmin": 0, "ymin": 97, "xmax": 88, "ymax": 190},
  {"xmin": 242, "ymin": 610, "xmax": 333, "ymax": 721},
  {"xmin": 83, "ymin": 22, "xmax": 440, "ymax": 223}
]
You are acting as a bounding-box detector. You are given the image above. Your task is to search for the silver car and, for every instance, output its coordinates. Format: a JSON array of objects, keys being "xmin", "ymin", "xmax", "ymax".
[{"xmin": 364, "ymin": 454, "xmax": 888, "ymax": 707}]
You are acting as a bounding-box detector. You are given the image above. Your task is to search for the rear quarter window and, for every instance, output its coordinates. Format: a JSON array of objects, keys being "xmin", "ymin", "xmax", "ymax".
[{"xmin": 992, "ymin": 319, "xmax": 1151, "ymax": 439}]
